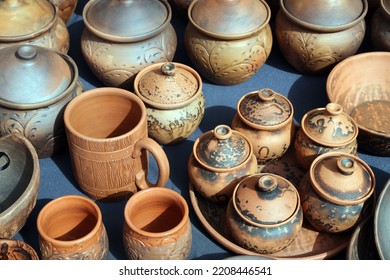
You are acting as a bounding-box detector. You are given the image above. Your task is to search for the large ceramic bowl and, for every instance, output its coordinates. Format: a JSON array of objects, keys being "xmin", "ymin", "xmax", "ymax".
[
  {"xmin": 374, "ymin": 178, "xmax": 390, "ymax": 259},
  {"xmin": 326, "ymin": 52, "xmax": 390, "ymax": 156}
]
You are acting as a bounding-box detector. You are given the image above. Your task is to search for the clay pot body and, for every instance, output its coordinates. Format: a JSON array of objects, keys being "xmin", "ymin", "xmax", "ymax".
[
  {"xmin": 371, "ymin": 0, "xmax": 390, "ymax": 51},
  {"xmin": 50, "ymin": 0, "xmax": 78, "ymax": 24},
  {"xmin": 275, "ymin": 0, "xmax": 367, "ymax": 74},
  {"xmin": 123, "ymin": 187, "xmax": 192, "ymax": 260},
  {"xmin": 37, "ymin": 195, "xmax": 109, "ymax": 260},
  {"xmin": 184, "ymin": 0, "xmax": 272, "ymax": 85},
  {"xmin": 81, "ymin": 0, "xmax": 177, "ymax": 89}
]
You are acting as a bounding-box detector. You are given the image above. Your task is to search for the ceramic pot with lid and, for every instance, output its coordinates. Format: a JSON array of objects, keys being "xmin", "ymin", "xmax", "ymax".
[
  {"xmin": 226, "ymin": 173, "xmax": 303, "ymax": 254},
  {"xmin": 184, "ymin": 0, "xmax": 272, "ymax": 85},
  {"xmin": 81, "ymin": 0, "xmax": 177, "ymax": 89},
  {"xmin": 134, "ymin": 62, "xmax": 205, "ymax": 145},
  {"xmin": 275, "ymin": 0, "xmax": 367, "ymax": 74},
  {"xmin": 188, "ymin": 125, "xmax": 258, "ymax": 203},
  {"xmin": 0, "ymin": 0, "xmax": 69, "ymax": 53},
  {"xmin": 231, "ymin": 88, "xmax": 295, "ymax": 164},
  {"xmin": 0, "ymin": 44, "xmax": 84, "ymax": 158},
  {"xmin": 371, "ymin": 0, "xmax": 390, "ymax": 51}
]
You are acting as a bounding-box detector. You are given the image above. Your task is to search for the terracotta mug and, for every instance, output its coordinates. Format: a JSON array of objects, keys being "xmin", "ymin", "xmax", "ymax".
[
  {"xmin": 36, "ymin": 195, "xmax": 109, "ymax": 260},
  {"xmin": 123, "ymin": 187, "xmax": 192, "ymax": 260},
  {"xmin": 64, "ymin": 87, "xmax": 170, "ymax": 202}
]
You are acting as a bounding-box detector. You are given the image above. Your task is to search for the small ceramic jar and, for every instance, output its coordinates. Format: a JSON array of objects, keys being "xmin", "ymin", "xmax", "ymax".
[
  {"xmin": 81, "ymin": 0, "xmax": 177, "ymax": 88},
  {"xmin": 298, "ymin": 152, "xmax": 375, "ymax": 233},
  {"xmin": 134, "ymin": 62, "xmax": 205, "ymax": 145},
  {"xmin": 294, "ymin": 103, "xmax": 359, "ymax": 171},
  {"xmin": 231, "ymin": 88, "xmax": 295, "ymax": 164},
  {"xmin": 371, "ymin": 0, "xmax": 390, "ymax": 51},
  {"xmin": 188, "ymin": 125, "xmax": 258, "ymax": 203},
  {"xmin": 226, "ymin": 173, "xmax": 303, "ymax": 254}
]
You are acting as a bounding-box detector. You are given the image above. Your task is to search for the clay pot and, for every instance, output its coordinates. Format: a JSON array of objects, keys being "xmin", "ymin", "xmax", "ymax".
[
  {"xmin": 184, "ymin": 0, "xmax": 272, "ymax": 85},
  {"xmin": 50, "ymin": 0, "xmax": 79, "ymax": 24},
  {"xmin": 188, "ymin": 125, "xmax": 258, "ymax": 203},
  {"xmin": 0, "ymin": 239, "xmax": 39, "ymax": 260},
  {"xmin": 0, "ymin": 0, "xmax": 69, "ymax": 53},
  {"xmin": 81, "ymin": 0, "xmax": 177, "ymax": 89},
  {"xmin": 134, "ymin": 62, "xmax": 205, "ymax": 145},
  {"xmin": 226, "ymin": 173, "xmax": 303, "ymax": 254},
  {"xmin": 298, "ymin": 152, "xmax": 375, "ymax": 233},
  {"xmin": 0, "ymin": 44, "xmax": 84, "ymax": 158},
  {"xmin": 231, "ymin": 88, "xmax": 295, "ymax": 164},
  {"xmin": 371, "ymin": 0, "xmax": 390, "ymax": 51},
  {"xmin": 123, "ymin": 187, "xmax": 192, "ymax": 260},
  {"xmin": 275, "ymin": 0, "xmax": 367, "ymax": 74},
  {"xmin": 294, "ymin": 103, "xmax": 359, "ymax": 171}
]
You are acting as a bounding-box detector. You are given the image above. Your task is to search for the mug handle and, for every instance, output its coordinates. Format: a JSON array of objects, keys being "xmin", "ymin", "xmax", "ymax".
[{"xmin": 133, "ymin": 137, "xmax": 170, "ymax": 190}]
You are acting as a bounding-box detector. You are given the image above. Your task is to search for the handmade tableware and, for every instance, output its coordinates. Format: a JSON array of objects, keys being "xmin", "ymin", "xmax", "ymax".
[
  {"xmin": 371, "ymin": 0, "xmax": 390, "ymax": 51},
  {"xmin": 0, "ymin": 239, "xmax": 39, "ymax": 260}
]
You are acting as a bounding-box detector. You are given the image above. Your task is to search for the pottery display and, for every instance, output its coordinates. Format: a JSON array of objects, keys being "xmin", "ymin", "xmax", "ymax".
[
  {"xmin": 374, "ymin": 179, "xmax": 390, "ymax": 260},
  {"xmin": 0, "ymin": 44, "xmax": 84, "ymax": 158},
  {"xmin": 0, "ymin": 239, "xmax": 39, "ymax": 260},
  {"xmin": 188, "ymin": 125, "xmax": 258, "ymax": 203},
  {"xmin": 275, "ymin": 0, "xmax": 367, "ymax": 74},
  {"xmin": 231, "ymin": 88, "xmax": 295, "ymax": 164},
  {"xmin": 133, "ymin": 62, "xmax": 205, "ymax": 145},
  {"xmin": 294, "ymin": 103, "xmax": 359, "ymax": 171},
  {"xmin": 0, "ymin": 134, "xmax": 39, "ymax": 239},
  {"xmin": 184, "ymin": 0, "xmax": 272, "ymax": 85},
  {"xmin": 371, "ymin": 0, "xmax": 390, "ymax": 51},
  {"xmin": 123, "ymin": 187, "xmax": 192, "ymax": 260},
  {"xmin": 0, "ymin": 0, "xmax": 69, "ymax": 53},
  {"xmin": 50, "ymin": 0, "xmax": 79, "ymax": 24},
  {"xmin": 80, "ymin": 0, "xmax": 177, "ymax": 88}
]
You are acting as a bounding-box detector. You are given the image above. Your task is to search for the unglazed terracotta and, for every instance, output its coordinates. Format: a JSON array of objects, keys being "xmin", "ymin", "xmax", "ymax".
[
  {"xmin": 231, "ymin": 88, "xmax": 295, "ymax": 164},
  {"xmin": 371, "ymin": 0, "xmax": 390, "ymax": 51},
  {"xmin": 123, "ymin": 187, "xmax": 192, "ymax": 260},
  {"xmin": 326, "ymin": 52, "xmax": 390, "ymax": 156},
  {"xmin": 81, "ymin": 0, "xmax": 177, "ymax": 88},
  {"xmin": 294, "ymin": 103, "xmax": 358, "ymax": 171},
  {"xmin": 0, "ymin": 0, "xmax": 69, "ymax": 53},
  {"xmin": 50, "ymin": 0, "xmax": 78, "ymax": 24},
  {"xmin": 188, "ymin": 125, "xmax": 258, "ymax": 203},
  {"xmin": 184, "ymin": 0, "xmax": 272, "ymax": 85},
  {"xmin": 37, "ymin": 195, "xmax": 109, "ymax": 260},
  {"xmin": 64, "ymin": 87, "xmax": 170, "ymax": 202},
  {"xmin": 0, "ymin": 239, "xmax": 39, "ymax": 260},
  {"xmin": 275, "ymin": 0, "xmax": 367, "ymax": 74},
  {"xmin": 134, "ymin": 62, "xmax": 205, "ymax": 145}
]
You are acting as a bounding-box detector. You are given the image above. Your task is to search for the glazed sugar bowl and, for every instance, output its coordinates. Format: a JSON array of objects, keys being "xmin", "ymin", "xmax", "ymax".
[
  {"xmin": 226, "ymin": 173, "xmax": 303, "ymax": 254},
  {"xmin": 134, "ymin": 62, "xmax": 205, "ymax": 145},
  {"xmin": 299, "ymin": 152, "xmax": 375, "ymax": 233},
  {"xmin": 188, "ymin": 125, "xmax": 258, "ymax": 203}
]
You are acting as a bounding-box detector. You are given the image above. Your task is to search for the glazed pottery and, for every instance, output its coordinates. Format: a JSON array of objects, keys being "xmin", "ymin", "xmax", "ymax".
[
  {"xmin": 231, "ymin": 88, "xmax": 295, "ymax": 164},
  {"xmin": 294, "ymin": 103, "xmax": 359, "ymax": 171},
  {"xmin": 81, "ymin": 0, "xmax": 177, "ymax": 88},
  {"xmin": 123, "ymin": 187, "xmax": 192, "ymax": 260},
  {"xmin": 0, "ymin": 44, "xmax": 84, "ymax": 158},
  {"xmin": 275, "ymin": 0, "xmax": 367, "ymax": 74},
  {"xmin": 184, "ymin": 0, "xmax": 272, "ymax": 85},
  {"xmin": 50, "ymin": 0, "xmax": 78, "ymax": 24},
  {"xmin": 226, "ymin": 173, "xmax": 303, "ymax": 254},
  {"xmin": 299, "ymin": 152, "xmax": 375, "ymax": 233},
  {"xmin": 188, "ymin": 125, "xmax": 258, "ymax": 203},
  {"xmin": 134, "ymin": 62, "xmax": 205, "ymax": 145},
  {"xmin": 374, "ymin": 179, "xmax": 390, "ymax": 259},
  {"xmin": 0, "ymin": 0, "xmax": 69, "ymax": 53},
  {"xmin": 326, "ymin": 52, "xmax": 390, "ymax": 156},
  {"xmin": 0, "ymin": 239, "xmax": 39, "ymax": 260},
  {"xmin": 63, "ymin": 87, "xmax": 170, "ymax": 202},
  {"xmin": 371, "ymin": 0, "xmax": 390, "ymax": 51},
  {"xmin": 37, "ymin": 195, "xmax": 109, "ymax": 260},
  {"xmin": 0, "ymin": 134, "xmax": 39, "ymax": 239}
]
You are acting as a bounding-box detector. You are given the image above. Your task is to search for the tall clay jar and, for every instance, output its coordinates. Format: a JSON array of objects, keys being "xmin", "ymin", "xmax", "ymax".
[
  {"xmin": 231, "ymin": 88, "xmax": 295, "ymax": 164},
  {"xmin": 371, "ymin": 0, "xmax": 390, "ymax": 51},
  {"xmin": 275, "ymin": 0, "xmax": 367, "ymax": 74},
  {"xmin": 184, "ymin": 0, "xmax": 272, "ymax": 85}
]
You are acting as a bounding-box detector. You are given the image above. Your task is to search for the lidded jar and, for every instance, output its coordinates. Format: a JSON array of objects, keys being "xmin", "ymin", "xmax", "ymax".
[
  {"xmin": 231, "ymin": 88, "xmax": 295, "ymax": 164},
  {"xmin": 294, "ymin": 103, "xmax": 359, "ymax": 171},
  {"xmin": 134, "ymin": 62, "xmax": 205, "ymax": 145},
  {"xmin": 299, "ymin": 152, "xmax": 375, "ymax": 233},
  {"xmin": 188, "ymin": 125, "xmax": 258, "ymax": 203},
  {"xmin": 81, "ymin": 0, "xmax": 177, "ymax": 89},
  {"xmin": 226, "ymin": 173, "xmax": 303, "ymax": 254},
  {"xmin": 184, "ymin": 0, "xmax": 273, "ymax": 85}
]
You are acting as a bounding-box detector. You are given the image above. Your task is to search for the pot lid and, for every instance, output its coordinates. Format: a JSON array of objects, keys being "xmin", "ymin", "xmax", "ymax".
[
  {"xmin": 83, "ymin": 0, "xmax": 171, "ymax": 41},
  {"xmin": 310, "ymin": 153, "xmax": 375, "ymax": 205},
  {"xmin": 233, "ymin": 173, "xmax": 300, "ymax": 226},
  {"xmin": 237, "ymin": 88, "xmax": 293, "ymax": 129},
  {"xmin": 301, "ymin": 103, "xmax": 359, "ymax": 147},
  {"xmin": 134, "ymin": 62, "xmax": 201, "ymax": 110},
  {"xmin": 0, "ymin": 44, "xmax": 72, "ymax": 105}
]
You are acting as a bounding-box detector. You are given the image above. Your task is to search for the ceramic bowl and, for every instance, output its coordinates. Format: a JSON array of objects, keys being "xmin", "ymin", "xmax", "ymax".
[
  {"xmin": 326, "ymin": 52, "xmax": 390, "ymax": 156},
  {"xmin": 0, "ymin": 239, "xmax": 39, "ymax": 260},
  {"xmin": 374, "ymin": 178, "xmax": 390, "ymax": 259}
]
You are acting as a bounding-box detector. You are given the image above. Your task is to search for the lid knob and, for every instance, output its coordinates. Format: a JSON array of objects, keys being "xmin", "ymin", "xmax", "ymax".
[
  {"xmin": 257, "ymin": 175, "xmax": 278, "ymax": 192},
  {"xmin": 16, "ymin": 45, "xmax": 37, "ymax": 60},
  {"xmin": 213, "ymin": 125, "xmax": 232, "ymax": 141},
  {"xmin": 326, "ymin": 103, "xmax": 343, "ymax": 116},
  {"xmin": 257, "ymin": 88, "xmax": 275, "ymax": 101},
  {"xmin": 337, "ymin": 156, "xmax": 357, "ymax": 175},
  {"xmin": 161, "ymin": 62, "xmax": 175, "ymax": 76}
]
